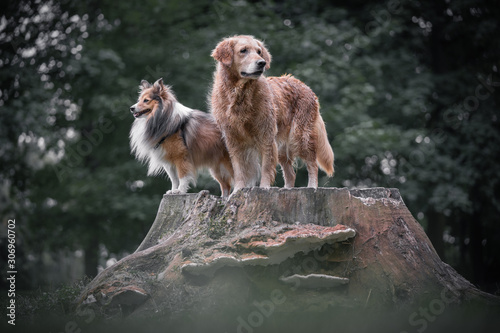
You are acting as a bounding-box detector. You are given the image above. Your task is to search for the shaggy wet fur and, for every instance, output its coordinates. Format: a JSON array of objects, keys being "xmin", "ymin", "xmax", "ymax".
[{"xmin": 210, "ymin": 35, "xmax": 334, "ymax": 191}]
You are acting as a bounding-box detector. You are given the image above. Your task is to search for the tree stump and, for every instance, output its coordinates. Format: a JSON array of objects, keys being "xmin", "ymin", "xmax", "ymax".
[{"xmin": 77, "ymin": 187, "xmax": 498, "ymax": 331}]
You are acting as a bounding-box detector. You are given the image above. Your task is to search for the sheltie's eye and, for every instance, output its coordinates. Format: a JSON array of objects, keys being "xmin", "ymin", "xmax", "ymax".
[{"xmin": 143, "ymin": 98, "xmax": 150, "ymax": 103}]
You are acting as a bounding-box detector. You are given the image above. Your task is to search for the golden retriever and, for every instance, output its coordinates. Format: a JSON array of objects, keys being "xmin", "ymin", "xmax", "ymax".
[{"xmin": 210, "ymin": 35, "xmax": 334, "ymax": 191}]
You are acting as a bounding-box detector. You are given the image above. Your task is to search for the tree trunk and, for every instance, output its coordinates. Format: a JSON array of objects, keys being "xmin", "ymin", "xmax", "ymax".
[
  {"xmin": 84, "ymin": 236, "xmax": 99, "ymax": 279},
  {"xmin": 426, "ymin": 210, "xmax": 445, "ymax": 260},
  {"xmin": 77, "ymin": 188, "xmax": 499, "ymax": 330},
  {"xmin": 470, "ymin": 210, "xmax": 485, "ymax": 286}
]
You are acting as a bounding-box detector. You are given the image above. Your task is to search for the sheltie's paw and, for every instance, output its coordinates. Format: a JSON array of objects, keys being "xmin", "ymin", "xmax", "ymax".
[{"xmin": 166, "ymin": 189, "xmax": 185, "ymax": 195}]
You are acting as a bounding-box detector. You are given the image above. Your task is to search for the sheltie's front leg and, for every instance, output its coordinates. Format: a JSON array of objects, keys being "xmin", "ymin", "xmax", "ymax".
[
  {"xmin": 167, "ymin": 158, "xmax": 194, "ymax": 195},
  {"xmin": 175, "ymin": 176, "xmax": 192, "ymax": 194},
  {"xmin": 164, "ymin": 164, "xmax": 179, "ymax": 194}
]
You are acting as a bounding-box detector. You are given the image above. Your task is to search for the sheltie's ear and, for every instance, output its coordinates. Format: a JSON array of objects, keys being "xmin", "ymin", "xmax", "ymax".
[
  {"xmin": 212, "ymin": 38, "xmax": 234, "ymax": 67},
  {"xmin": 152, "ymin": 78, "xmax": 164, "ymax": 94},
  {"xmin": 140, "ymin": 80, "xmax": 151, "ymax": 91}
]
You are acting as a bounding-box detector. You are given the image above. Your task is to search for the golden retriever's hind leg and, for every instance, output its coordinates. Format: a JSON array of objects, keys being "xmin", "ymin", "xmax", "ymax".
[
  {"xmin": 279, "ymin": 153, "xmax": 296, "ymax": 188},
  {"xmin": 306, "ymin": 160, "xmax": 319, "ymax": 188}
]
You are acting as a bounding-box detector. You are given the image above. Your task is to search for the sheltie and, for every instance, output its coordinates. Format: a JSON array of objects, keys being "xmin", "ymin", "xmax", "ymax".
[
  {"xmin": 129, "ymin": 78, "xmax": 233, "ymax": 197},
  {"xmin": 210, "ymin": 35, "xmax": 334, "ymax": 191}
]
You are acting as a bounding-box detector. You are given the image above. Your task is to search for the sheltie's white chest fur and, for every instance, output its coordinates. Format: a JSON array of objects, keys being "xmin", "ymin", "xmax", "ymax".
[{"xmin": 129, "ymin": 102, "xmax": 192, "ymax": 176}]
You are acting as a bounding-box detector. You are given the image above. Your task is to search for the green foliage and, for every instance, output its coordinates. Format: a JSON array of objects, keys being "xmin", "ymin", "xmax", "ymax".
[
  {"xmin": 1, "ymin": 0, "xmax": 499, "ymax": 292},
  {"xmin": 9, "ymin": 277, "xmax": 90, "ymax": 320}
]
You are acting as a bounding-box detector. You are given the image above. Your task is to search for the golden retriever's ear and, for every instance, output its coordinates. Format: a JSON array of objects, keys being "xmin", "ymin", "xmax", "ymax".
[
  {"xmin": 212, "ymin": 38, "xmax": 234, "ymax": 67},
  {"xmin": 258, "ymin": 41, "xmax": 272, "ymax": 70}
]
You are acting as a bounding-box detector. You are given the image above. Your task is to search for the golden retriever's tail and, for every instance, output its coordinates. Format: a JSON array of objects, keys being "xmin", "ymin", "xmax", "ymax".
[{"xmin": 315, "ymin": 116, "xmax": 334, "ymax": 177}]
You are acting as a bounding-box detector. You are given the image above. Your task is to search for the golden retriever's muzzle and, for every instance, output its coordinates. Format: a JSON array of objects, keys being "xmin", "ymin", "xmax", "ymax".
[{"xmin": 241, "ymin": 60, "xmax": 266, "ymax": 78}]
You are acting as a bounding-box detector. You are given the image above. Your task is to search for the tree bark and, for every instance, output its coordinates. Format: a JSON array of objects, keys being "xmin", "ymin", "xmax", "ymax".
[{"xmin": 77, "ymin": 187, "xmax": 499, "ymax": 328}]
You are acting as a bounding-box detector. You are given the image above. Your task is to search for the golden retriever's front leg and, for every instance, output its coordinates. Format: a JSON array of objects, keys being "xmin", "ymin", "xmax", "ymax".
[
  {"xmin": 259, "ymin": 142, "xmax": 278, "ymax": 188},
  {"xmin": 227, "ymin": 143, "xmax": 259, "ymax": 191},
  {"xmin": 232, "ymin": 158, "xmax": 247, "ymax": 191}
]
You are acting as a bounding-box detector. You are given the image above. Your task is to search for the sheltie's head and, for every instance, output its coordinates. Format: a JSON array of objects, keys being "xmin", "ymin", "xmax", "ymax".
[
  {"xmin": 130, "ymin": 78, "xmax": 174, "ymax": 119},
  {"xmin": 130, "ymin": 78, "xmax": 192, "ymax": 157}
]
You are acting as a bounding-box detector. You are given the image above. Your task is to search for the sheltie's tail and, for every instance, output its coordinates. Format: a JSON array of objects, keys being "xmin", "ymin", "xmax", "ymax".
[{"xmin": 315, "ymin": 116, "xmax": 334, "ymax": 177}]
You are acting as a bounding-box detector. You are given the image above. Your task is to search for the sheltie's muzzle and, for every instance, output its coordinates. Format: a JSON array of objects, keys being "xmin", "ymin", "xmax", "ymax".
[{"xmin": 130, "ymin": 106, "xmax": 151, "ymax": 118}]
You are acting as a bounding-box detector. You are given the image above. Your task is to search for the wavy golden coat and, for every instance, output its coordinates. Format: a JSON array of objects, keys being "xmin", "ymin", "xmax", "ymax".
[{"xmin": 210, "ymin": 35, "xmax": 334, "ymax": 191}]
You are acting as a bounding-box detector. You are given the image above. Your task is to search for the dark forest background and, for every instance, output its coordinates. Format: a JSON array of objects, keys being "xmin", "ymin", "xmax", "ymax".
[{"xmin": 1, "ymin": 0, "xmax": 499, "ymax": 295}]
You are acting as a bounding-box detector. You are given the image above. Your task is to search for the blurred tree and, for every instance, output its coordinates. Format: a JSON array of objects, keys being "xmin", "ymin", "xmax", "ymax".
[
  {"xmin": 0, "ymin": 0, "xmax": 100, "ymax": 287},
  {"xmin": 405, "ymin": 0, "xmax": 500, "ymax": 290},
  {"xmin": 0, "ymin": 0, "xmax": 159, "ymax": 282},
  {"xmin": 1, "ymin": 0, "xmax": 498, "ymax": 292}
]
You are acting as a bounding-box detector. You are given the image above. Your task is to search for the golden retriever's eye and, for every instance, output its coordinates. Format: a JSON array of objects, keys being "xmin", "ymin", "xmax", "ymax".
[
  {"xmin": 240, "ymin": 48, "xmax": 247, "ymax": 54},
  {"xmin": 143, "ymin": 98, "xmax": 150, "ymax": 103},
  {"xmin": 257, "ymin": 49, "xmax": 262, "ymax": 55}
]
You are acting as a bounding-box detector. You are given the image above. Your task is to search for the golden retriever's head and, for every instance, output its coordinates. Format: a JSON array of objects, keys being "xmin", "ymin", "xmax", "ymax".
[
  {"xmin": 130, "ymin": 78, "xmax": 171, "ymax": 118},
  {"xmin": 212, "ymin": 35, "xmax": 272, "ymax": 79}
]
